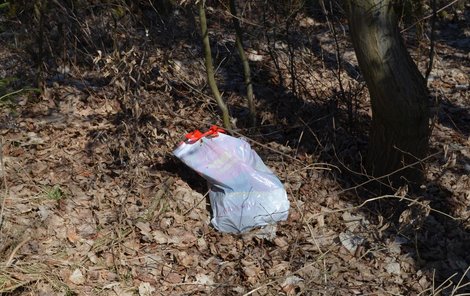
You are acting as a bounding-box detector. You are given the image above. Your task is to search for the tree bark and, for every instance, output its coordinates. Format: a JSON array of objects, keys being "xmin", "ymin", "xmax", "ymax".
[
  {"xmin": 345, "ymin": 0, "xmax": 430, "ymax": 187},
  {"xmin": 197, "ymin": 0, "xmax": 232, "ymax": 130}
]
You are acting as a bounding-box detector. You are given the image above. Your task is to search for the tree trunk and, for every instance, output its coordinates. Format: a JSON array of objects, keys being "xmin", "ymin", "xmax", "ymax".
[{"xmin": 345, "ymin": 0, "xmax": 430, "ymax": 187}]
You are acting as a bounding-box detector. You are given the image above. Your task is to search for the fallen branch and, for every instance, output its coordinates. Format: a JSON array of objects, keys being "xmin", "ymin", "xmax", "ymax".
[{"xmin": 309, "ymin": 194, "xmax": 459, "ymax": 222}]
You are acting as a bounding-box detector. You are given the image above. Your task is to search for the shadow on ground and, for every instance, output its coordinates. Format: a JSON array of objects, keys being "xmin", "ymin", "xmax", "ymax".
[{"xmin": 16, "ymin": 1, "xmax": 468, "ymax": 292}]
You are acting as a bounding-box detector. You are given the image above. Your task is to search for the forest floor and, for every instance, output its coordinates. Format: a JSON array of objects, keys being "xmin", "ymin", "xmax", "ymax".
[{"xmin": 0, "ymin": 2, "xmax": 469, "ymax": 295}]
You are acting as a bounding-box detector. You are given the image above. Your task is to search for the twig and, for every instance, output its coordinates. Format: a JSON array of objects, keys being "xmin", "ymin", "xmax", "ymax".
[
  {"xmin": 0, "ymin": 137, "xmax": 7, "ymax": 233},
  {"xmin": 230, "ymin": 128, "xmax": 338, "ymax": 170},
  {"xmin": 288, "ymin": 163, "xmax": 334, "ymax": 176},
  {"xmin": 425, "ymin": 0, "xmax": 437, "ymax": 81},
  {"xmin": 283, "ymin": 2, "xmax": 304, "ymax": 97},
  {"xmin": 427, "ymin": 271, "xmax": 456, "ymax": 295},
  {"xmin": 312, "ymin": 194, "xmax": 459, "ymax": 221},
  {"xmin": 229, "ymin": 0, "xmax": 256, "ymax": 126},
  {"xmin": 294, "ymin": 128, "xmax": 304, "ymax": 157},
  {"xmin": 242, "ymin": 250, "xmax": 330, "ymax": 296},
  {"xmin": 0, "ymin": 279, "xmax": 35, "ymax": 293},
  {"xmin": 299, "ymin": 118, "xmax": 323, "ymax": 149},
  {"xmin": 0, "ymin": 88, "xmax": 40, "ymax": 101},
  {"xmin": 306, "ymin": 223, "xmax": 328, "ymax": 284},
  {"xmin": 171, "ymin": 71, "xmax": 219, "ymax": 104},
  {"xmin": 331, "ymin": 145, "xmax": 393, "ymax": 191},
  {"xmin": 338, "ymin": 151, "xmax": 441, "ymax": 194},
  {"xmin": 323, "ymin": 1, "xmax": 352, "ymax": 126},
  {"xmin": 216, "ymin": 0, "xmax": 262, "ymax": 28},
  {"xmin": 401, "ymin": 0, "xmax": 460, "ymax": 33},
  {"xmin": 4, "ymin": 237, "xmax": 31, "ymax": 267},
  {"xmin": 452, "ymin": 265, "xmax": 470, "ymax": 295},
  {"xmin": 262, "ymin": 1, "xmax": 284, "ymax": 87},
  {"xmin": 182, "ymin": 189, "xmax": 210, "ymax": 216},
  {"xmin": 167, "ymin": 282, "xmax": 233, "ymax": 287},
  {"xmin": 166, "ymin": 111, "xmax": 339, "ymax": 171}
]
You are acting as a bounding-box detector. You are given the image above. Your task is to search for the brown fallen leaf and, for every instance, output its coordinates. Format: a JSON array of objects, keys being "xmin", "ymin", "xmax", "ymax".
[
  {"xmin": 176, "ymin": 251, "xmax": 199, "ymax": 267},
  {"xmin": 152, "ymin": 229, "xmax": 168, "ymax": 244},
  {"xmin": 243, "ymin": 265, "xmax": 260, "ymax": 278},
  {"xmin": 164, "ymin": 272, "xmax": 182, "ymax": 284},
  {"xmin": 274, "ymin": 237, "xmax": 288, "ymax": 248},
  {"xmin": 67, "ymin": 227, "xmax": 80, "ymax": 244},
  {"xmin": 136, "ymin": 221, "xmax": 151, "ymax": 235},
  {"xmin": 268, "ymin": 261, "xmax": 290, "ymax": 276},
  {"xmin": 197, "ymin": 237, "xmax": 208, "ymax": 251}
]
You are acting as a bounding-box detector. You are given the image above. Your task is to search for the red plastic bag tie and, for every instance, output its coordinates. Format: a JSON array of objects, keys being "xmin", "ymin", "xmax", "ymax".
[{"xmin": 185, "ymin": 125, "xmax": 225, "ymax": 143}]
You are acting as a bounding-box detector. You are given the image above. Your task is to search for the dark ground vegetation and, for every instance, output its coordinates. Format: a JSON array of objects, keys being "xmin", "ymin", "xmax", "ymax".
[{"xmin": 0, "ymin": 0, "xmax": 469, "ymax": 295}]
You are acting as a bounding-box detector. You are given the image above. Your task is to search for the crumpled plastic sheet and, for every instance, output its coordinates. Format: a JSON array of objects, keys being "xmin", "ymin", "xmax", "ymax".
[{"xmin": 174, "ymin": 131, "xmax": 290, "ymax": 233}]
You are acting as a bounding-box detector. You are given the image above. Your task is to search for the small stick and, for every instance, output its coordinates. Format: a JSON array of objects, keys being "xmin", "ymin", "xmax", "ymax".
[
  {"xmin": 312, "ymin": 194, "xmax": 458, "ymax": 221},
  {"xmin": 5, "ymin": 237, "xmax": 31, "ymax": 267},
  {"xmin": 229, "ymin": 0, "xmax": 256, "ymax": 126},
  {"xmin": 401, "ymin": 0, "xmax": 460, "ymax": 33},
  {"xmin": 338, "ymin": 152, "xmax": 441, "ymax": 194},
  {"xmin": 425, "ymin": 0, "xmax": 437, "ymax": 81},
  {"xmin": 0, "ymin": 137, "xmax": 8, "ymax": 233},
  {"xmin": 242, "ymin": 251, "xmax": 330, "ymax": 296}
]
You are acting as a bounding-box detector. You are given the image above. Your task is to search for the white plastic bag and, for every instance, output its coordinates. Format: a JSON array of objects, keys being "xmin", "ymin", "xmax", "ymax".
[{"xmin": 173, "ymin": 126, "xmax": 290, "ymax": 233}]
